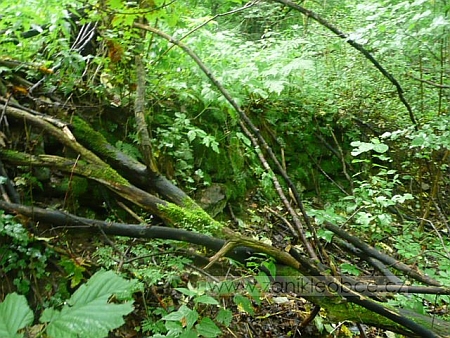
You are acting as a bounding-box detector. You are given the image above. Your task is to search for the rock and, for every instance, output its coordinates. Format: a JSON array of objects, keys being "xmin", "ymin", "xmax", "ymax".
[{"xmin": 196, "ymin": 183, "xmax": 228, "ymax": 217}]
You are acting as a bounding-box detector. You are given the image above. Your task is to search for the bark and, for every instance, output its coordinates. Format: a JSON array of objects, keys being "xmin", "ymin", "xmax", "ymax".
[
  {"xmin": 134, "ymin": 54, "xmax": 158, "ymax": 172},
  {"xmin": 324, "ymin": 222, "xmax": 441, "ymax": 286},
  {"xmin": 0, "ymin": 103, "xmax": 103, "ymax": 165}
]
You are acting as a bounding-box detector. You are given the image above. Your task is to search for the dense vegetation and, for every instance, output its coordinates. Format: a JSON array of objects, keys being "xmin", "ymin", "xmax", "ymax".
[{"xmin": 0, "ymin": 0, "xmax": 449, "ymax": 337}]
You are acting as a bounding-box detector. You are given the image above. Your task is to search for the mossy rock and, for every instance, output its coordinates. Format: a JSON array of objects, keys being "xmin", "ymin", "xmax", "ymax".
[{"xmin": 196, "ymin": 183, "xmax": 228, "ymax": 217}]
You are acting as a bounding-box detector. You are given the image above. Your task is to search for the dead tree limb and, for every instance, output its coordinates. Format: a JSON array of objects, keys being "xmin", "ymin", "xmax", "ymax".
[
  {"xmin": 0, "ymin": 149, "xmax": 220, "ymax": 231},
  {"xmin": 70, "ymin": 116, "xmax": 199, "ymax": 208},
  {"xmin": 134, "ymin": 54, "xmax": 158, "ymax": 173},
  {"xmin": 324, "ymin": 222, "xmax": 441, "ymax": 286}
]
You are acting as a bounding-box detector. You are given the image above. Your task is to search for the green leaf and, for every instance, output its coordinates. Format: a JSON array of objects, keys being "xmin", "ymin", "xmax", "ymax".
[
  {"xmin": 180, "ymin": 329, "xmax": 199, "ymax": 338},
  {"xmin": 0, "ymin": 293, "xmax": 34, "ymax": 338},
  {"xmin": 233, "ymin": 294, "xmax": 254, "ymax": 315},
  {"xmin": 175, "ymin": 287, "xmax": 197, "ymax": 297},
  {"xmin": 193, "ymin": 295, "xmax": 219, "ymax": 305},
  {"xmin": 411, "ymin": 135, "xmax": 426, "ymax": 147},
  {"xmin": 255, "ymin": 273, "xmax": 271, "ymax": 292},
  {"xmin": 261, "ymin": 260, "xmax": 277, "ymax": 278},
  {"xmin": 392, "ymin": 194, "xmax": 414, "ymax": 203},
  {"xmin": 350, "ymin": 141, "xmax": 373, "ymax": 156},
  {"xmin": 187, "ymin": 130, "xmax": 196, "ymax": 142},
  {"xmin": 41, "ymin": 270, "xmax": 135, "ymax": 338},
  {"xmin": 215, "ymin": 308, "xmax": 232, "ymax": 326},
  {"xmin": 245, "ymin": 283, "xmax": 261, "ymax": 305},
  {"xmin": 372, "ymin": 143, "xmax": 389, "ymax": 153},
  {"xmin": 265, "ymin": 79, "xmax": 286, "ymax": 95},
  {"xmin": 236, "ymin": 132, "xmax": 251, "ymax": 147},
  {"xmin": 317, "ymin": 229, "xmax": 334, "ymax": 243},
  {"xmin": 281, "ymin": 58, "xmax": 314, "ymax": 75},
  {"xmin": 108, "ymin": 0, "xmax": 124, "ymax": 10},
  {"xmin": 195, "ymin": 317, "xmax": 221, "ymax": 338},
  {"xmin": 163, "ymin": 305, "xmax": 198, "ymax": 330},
  {"xmin": 339, "ymin": 263, "xmax": 361, "ymax": 276}
]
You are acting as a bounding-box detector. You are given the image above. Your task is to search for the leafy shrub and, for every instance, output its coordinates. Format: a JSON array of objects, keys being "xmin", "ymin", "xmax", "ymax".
[{"xmin": 0, "ymin": 211, "xmax": 52, "ymax": 294}]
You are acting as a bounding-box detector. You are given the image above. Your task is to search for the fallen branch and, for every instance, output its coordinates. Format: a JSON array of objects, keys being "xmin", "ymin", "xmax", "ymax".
[{"xmin": 324, "ymin": 222, "xmax": 442, "ymax": 286}]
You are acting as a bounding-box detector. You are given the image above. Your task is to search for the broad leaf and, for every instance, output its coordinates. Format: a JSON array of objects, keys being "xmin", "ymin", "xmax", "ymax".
[
  {"xmin": 0, "ymin": 293, "xmax": 34, "ymax": 338},
  {"xmin": 215, "ymin": 308, "xmax": 232, "ymax": 326},
  {"xmin": 233, "ymin": 294, "xmax": 254, "ymax": 315},
  {"xmin": 351, "ymin": 141, "xmax": 373, "ymax": 156},
  {"xmin": 195, "ymin": 317, "xmax": 221, "ymax": 338},
  {"xmin": 372, "ymin": 143, "xmax": 389, "ymax": 153},
  {"xmin": 163, "ymin": 305, "xmax": 198, "ymax": 330},
  {"xmin": 193, "ymin": 295, "xmax": 219, "ymax": 305},
  {"xmin": 41, "ymin": 270, "xmax": 135, "ymax": 338}
]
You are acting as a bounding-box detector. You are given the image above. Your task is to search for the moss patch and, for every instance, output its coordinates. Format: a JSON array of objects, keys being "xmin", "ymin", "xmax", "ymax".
[
  {"xmin": 71, "ymin": 116, "xmax": 117, "ymax": 159},
  {"xmin": 158, "ymin": 199, "xmax": 223, "ymax": 234}
]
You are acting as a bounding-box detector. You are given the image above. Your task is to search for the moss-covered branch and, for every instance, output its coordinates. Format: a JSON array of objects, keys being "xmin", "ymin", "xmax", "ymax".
[
  {"xmin": 71, "ymin": 116, "xmax": 203, "ymax": 209},
  {"xmin": 0, "ymin": 149, "xmax": 219, "ymax": 230},
  {"xmin": 208, "ymin": 229, "xmax": 447, "ymax": 337}
]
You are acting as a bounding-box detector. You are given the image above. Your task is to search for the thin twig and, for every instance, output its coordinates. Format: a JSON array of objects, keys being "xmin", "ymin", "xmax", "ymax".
[{"xmin": 272, "ymin": 0, "xmax": 418, "ymax": 129}]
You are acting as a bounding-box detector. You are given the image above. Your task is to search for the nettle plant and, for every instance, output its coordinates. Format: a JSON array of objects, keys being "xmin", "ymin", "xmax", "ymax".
[{"xmin": 144, "ymin": 264, "xmax": 274, "ymax": 338}]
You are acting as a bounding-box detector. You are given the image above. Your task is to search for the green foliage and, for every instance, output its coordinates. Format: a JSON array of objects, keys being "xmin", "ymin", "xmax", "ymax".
[
  {"xmin": 339, "ymin": 263, "xmax": 361, "ymax": 277},
  {"xmin": 94, "ymin": 238, "xmax": 193, "ymax": 287},
  {"xmin": 0, "ymin": 270, "xmax": 138, "ymax": 338},
  {"xmin": 354, "ymin": 0, "xmax": 450, "ymax": 116},
  {"xmin": 0, "ymin": 211, "xmax": 52, "ymax": 294},
  {"xmin": 59, "ymin": 257, "xmax": 87, "ymax": 288},
  {"xmin": 14, "ymin": 172, "xmax": 44, "ymax": 194},
  {"xmin": 146, "ymin": 272, "xmax": 272, "ymax": 338},
  {"xmin": 332, "ymin": 139, "xmax": 413, "ymax": 238},
  {"xmin": 0, "ymin": 293, "xmax": 34, "ymax": 338},
  {"xmin": 154, "ymin": 112, "xmax": 220, "ymax": 188},
  {"xmin": 350, "ymin": 139, "xmax": 389, "ymax": 156}
]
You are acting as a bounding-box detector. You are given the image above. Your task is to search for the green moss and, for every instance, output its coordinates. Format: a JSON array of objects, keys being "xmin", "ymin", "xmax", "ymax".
[
  {"xmin": 275, "ymin": 265, "xmax": 421, "ymax": 333},
  {"xmin": 158, "ymin": 199, "xmax": 223, "ymax": 234},
  {"xmin": 0, "ymin": 149, "xmax": 31, "ymax": 162},
  {"xmin": 88, "ymin": 164, "xmax": 130, "ymax": 186},
  {"xmin": 54, "ymin": 176, "xmax": 88, "ymax": 196},
  {"xmin": 1, "ymin": 149, "xmax": 129, "ymax": 186},
  {"xmin": 71, "ymin": 116, "xmax": 116, "ymax": 159}
]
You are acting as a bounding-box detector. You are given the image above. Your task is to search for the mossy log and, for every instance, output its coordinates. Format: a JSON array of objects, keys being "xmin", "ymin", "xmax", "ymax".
[
  {"xmin": 275, "ymin": 265, "xmax": 450, "ymax": 338},
  {"xmin": 0, "ymin": 149, "xmax": 221, "ymax": 233},
  {"xmin": 70, "ymin": 116, "xmax": 201, "ymax": 209}
]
